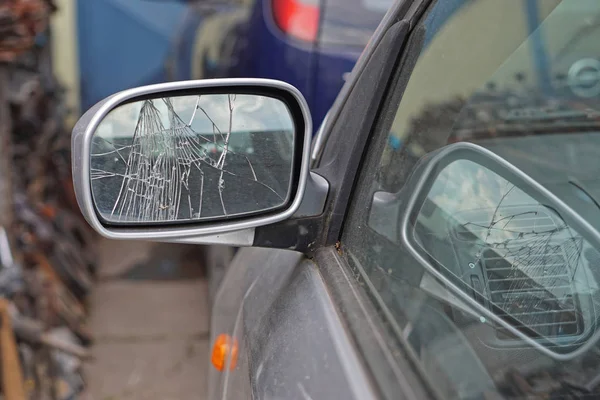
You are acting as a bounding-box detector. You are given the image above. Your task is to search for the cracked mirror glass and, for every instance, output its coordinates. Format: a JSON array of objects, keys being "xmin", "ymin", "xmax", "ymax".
[
  {"xmin": 412, "ymin": 159, "xmax": 596, "ymax": 344},
  {"xmin": 90, "ymin": 94, "xmax": 295, "ymax": 224}
]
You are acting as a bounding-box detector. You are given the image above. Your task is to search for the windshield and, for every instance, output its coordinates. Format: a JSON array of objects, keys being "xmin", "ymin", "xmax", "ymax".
[{"xmin": 342, "ymin": 0, "xmax": 600, "ymax": 398}]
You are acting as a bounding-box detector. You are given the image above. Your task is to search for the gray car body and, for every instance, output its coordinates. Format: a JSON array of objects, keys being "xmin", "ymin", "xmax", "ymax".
[
  {"xmin": 207, "ymin": 0, "xmax": 435, "ymax": 398},
  {"xmin": 209, "ymin": 248, "xmax": 375, "ymax": 399}
]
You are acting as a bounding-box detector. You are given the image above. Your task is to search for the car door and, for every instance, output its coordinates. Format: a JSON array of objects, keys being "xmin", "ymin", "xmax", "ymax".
[{"xmin": 211, "ymin": 0, "xmax": 600, "ymax": 399}]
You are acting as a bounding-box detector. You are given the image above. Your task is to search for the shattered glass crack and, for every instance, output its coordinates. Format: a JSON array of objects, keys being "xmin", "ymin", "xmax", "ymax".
[{"xmin": 90, "ymin": 94, "xmax": 291, "ymax": 223}]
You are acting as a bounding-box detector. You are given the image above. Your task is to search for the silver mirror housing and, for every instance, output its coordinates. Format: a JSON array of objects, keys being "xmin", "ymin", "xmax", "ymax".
[{"xmin": 71, "ymin": 79, "xmax": 314, "ymax": 246}]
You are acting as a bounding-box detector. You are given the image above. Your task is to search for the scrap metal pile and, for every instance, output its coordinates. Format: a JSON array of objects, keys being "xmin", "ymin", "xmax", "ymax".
[{"xmin": 0, "ymin": 1, "xmax": 97, "ymax": 399}]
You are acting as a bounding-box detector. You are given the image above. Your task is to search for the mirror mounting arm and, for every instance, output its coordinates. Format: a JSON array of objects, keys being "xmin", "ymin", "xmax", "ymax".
[
  {"xmin": 292, "ymin": 172, "xmax": 329, "ymax": 219},
  {"xmin": 252, "ymin": 172, "xmax": 329, "ymax": 253}
]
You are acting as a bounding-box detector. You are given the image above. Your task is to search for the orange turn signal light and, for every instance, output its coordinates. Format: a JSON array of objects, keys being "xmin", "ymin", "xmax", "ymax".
[{"xmin": 211, "ymin": 333, "xmax": 238, "ymax": 371}]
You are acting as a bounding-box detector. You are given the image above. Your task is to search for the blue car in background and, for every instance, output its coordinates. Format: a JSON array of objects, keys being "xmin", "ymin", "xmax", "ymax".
[
  {"xmin": 77, "ymin": 0, "xmax": 189, "ymax": 111},
  {"xmin": 168, "ymin": 0, "xmax": 392, "ymax": 130}
]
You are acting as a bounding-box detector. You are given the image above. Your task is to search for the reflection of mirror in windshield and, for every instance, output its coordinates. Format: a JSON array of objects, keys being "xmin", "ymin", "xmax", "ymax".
[
  {"xmin": 90, "ymin": 94, "xmax": 295, "ymax": 224},
  {"xmin": 413, "ymin": 160, "xmax": 595, "ymax": 344}
]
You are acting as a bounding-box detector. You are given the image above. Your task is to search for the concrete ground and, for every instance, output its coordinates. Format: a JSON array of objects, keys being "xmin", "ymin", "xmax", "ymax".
[{"xmin": 84, "ymin": 239, "xmax": 210, "ymax": 400}]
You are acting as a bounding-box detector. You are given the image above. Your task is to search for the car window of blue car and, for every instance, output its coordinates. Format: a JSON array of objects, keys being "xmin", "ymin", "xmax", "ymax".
[
  {"xmin": 320, "ymin": 0, "xmax": 394, "ymax": 46},
  {"xmin": 341, "ymin": 0, "xmax": 600, "ymax": 398}
]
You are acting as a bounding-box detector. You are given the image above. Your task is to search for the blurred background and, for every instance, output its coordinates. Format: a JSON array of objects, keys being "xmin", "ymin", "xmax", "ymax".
[{"xmin": 0, "ymin": 0, "xmax": 390, "ymax": 398}]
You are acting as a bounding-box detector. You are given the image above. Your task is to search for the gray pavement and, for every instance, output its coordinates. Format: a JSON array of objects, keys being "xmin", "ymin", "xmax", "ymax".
[{"xmin": 84, "ymin": 240, "xmax": 210, "ymax": 400}]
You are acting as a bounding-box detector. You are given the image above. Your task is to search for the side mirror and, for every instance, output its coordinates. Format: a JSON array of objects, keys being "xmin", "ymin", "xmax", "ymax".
[
  {"xmin": 387, "ymin": 143, "xmax": 600, "ymax": 360},
  {"xmin": 71, "ymin": 79, "xmax": 321, "ymax": 245}
]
